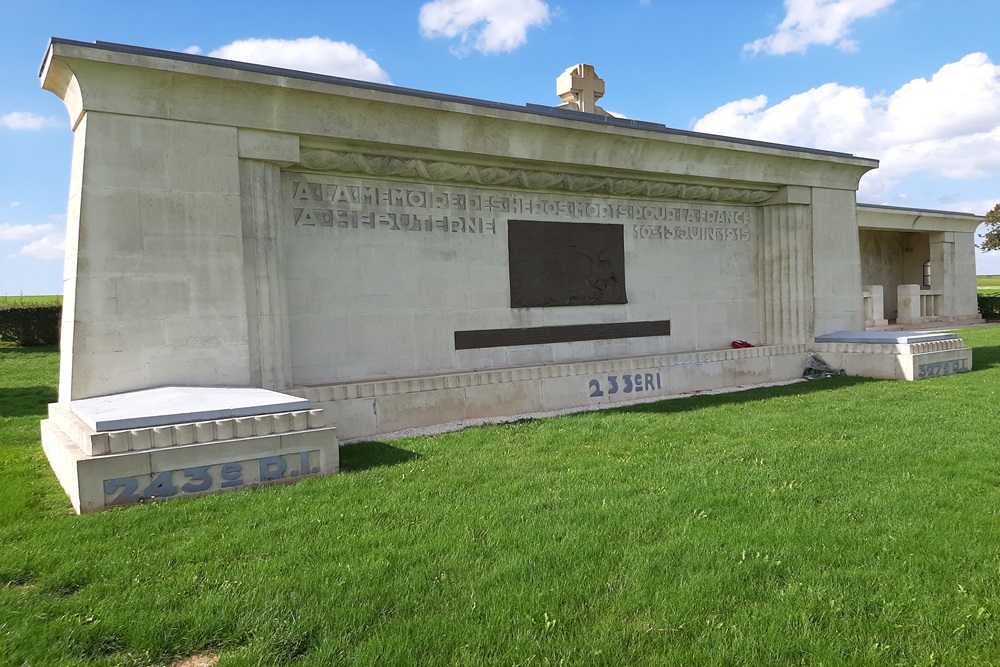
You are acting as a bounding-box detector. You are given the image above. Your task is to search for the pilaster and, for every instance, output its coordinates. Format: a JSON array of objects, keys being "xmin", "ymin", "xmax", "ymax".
[
  {"xmin": 758, "ymin": 199, "xmax": 814, "ymax": 344},
  {"xmin": 929, "ymin": 232, "xmax": 956, "ymax": 317},
  {"xmin": 240, "ymin": 157, "xmax": 293, "ymax": 390}
]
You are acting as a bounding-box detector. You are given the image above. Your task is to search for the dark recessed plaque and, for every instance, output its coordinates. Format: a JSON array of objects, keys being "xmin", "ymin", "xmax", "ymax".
[
  {"xmin": 454, "ymin": 320, "xmax": 670, "ymax": 350},
  {"xmin": 508, "ymin": 220, "xmax": 626, "ymax": 308}
]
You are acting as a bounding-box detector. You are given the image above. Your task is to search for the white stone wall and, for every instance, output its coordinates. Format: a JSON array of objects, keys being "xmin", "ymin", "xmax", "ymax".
[
  {"xmin": 282, "ymin": 173, "xmax": 761, "ymax": 385},
  {"xmin": 952, "ymin": 232, "xmax": 980, "ymax": 317},
  {"xmin": 857, "ymin": 206, "xmax": 983, "ymax": 322},
  {"xmin": 811, "ymin": 188, "xmax": 866, "ymax": 335},
  {"xmin": 42, "ymin": 40, "xmax": 882, "ymax": 405},
  {"xmin": 58, "ymin": 111, "xmax": 251, "ymax": 402},
  {"xmin": 859, "ymin": 230, "xmax": 929, "ymax": 318}
]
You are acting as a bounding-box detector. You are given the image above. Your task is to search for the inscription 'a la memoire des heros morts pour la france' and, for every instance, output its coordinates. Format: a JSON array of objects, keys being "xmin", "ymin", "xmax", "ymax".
[{"xmin": 289, "ymin": 179, "xmax": 754, "ymax": 241}]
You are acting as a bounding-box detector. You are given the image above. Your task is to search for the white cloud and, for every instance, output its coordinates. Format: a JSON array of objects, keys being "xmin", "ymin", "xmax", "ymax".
[
  {"xmin": 9, "ymin": 202, "xmax": 20, "ymax": 208},
  {"xmin": 419, "ymin": 0, "xmax": 550, "ymax": 55},
  {"xmin": 949, "ymin": 199, "xmax": 999, "ymax": 216},
  {"xmin": 745, "ymin": 0, "xmax": 896, "ymax": 56},
  {"xmin": 17, "ymin": 234, "xmax": 65, "ymax": 260},
  {"xmin": 0, "ymin": 223, "xmax": 54, "ymax": 241},
  {"xmin": 692, "ymin": 53, "xmax": 1000, "ymax": 202},
  {"xmin": 883, "ymin": 53, "xmax": 1000, "ymax": 145},
  {"xmin": 208, "ymin": 37, "xmax": 390, "ymax": 83},
  {"xmin": 183, "ymin": 46, "xmax": 202, "ymax": 55},
  {"xmin": 0, "ymin": 112, "xmax": 62, "ymax": 130}
]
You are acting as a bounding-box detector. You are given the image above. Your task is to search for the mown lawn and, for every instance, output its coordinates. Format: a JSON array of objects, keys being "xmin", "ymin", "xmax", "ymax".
[{"xmin": 2, "ymin": 330, "xmax": 1000, "ymax": 666}]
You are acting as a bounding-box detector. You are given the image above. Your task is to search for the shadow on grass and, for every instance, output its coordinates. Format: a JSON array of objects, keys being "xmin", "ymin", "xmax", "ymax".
[
  {"xmin": 0, "ymin": 386, "xmax": 56, "ymax": 418},
  {"xmin": 600, "ymin": 375, "xmax": 873, "ymax": 418},
  {"xmin": 971, "ymin": 345, "xmax": 1000, "ymax": 371},
  {"xmin": 0, "ymin": 344, "xmax": 59, "ymax": 354},
  {"xmin": 339, "ymin": 441, "xmax": 421, "ymax": 472}
]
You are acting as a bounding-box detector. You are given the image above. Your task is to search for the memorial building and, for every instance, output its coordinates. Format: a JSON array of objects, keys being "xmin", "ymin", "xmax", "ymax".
[{"xmin": 37, "ymin": 40, "xmax": 982, "ymax": 512}]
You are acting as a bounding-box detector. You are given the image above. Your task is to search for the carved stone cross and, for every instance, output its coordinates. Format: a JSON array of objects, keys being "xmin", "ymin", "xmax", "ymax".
[{"xmin": 557, "ymin": 64, "xmax": 606, "ymax": 114}]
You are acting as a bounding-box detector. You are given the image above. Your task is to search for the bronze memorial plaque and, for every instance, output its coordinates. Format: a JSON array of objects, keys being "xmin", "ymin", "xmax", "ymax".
[
  {"xmin": 454, "ymin": 320, "xmax": 671, "ymax": 350},
  {"xmin": 507, "ymin": 220, "xmax": 627, "ymax": 308}
]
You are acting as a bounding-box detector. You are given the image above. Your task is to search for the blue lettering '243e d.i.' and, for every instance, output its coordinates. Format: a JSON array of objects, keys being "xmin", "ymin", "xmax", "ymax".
[{"xmin": 103, "ymin": 451, "xmax": 321, "ymax": 506}]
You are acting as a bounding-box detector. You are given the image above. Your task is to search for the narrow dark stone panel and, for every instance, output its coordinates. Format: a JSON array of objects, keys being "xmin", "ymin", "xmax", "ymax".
[
  {"xmin": 508, "ymin": 220, "xmax": 626, "ymax": 307},
  {"xmin": 454, "ymin": 320, "xmax": 670, "ymax": 350}
]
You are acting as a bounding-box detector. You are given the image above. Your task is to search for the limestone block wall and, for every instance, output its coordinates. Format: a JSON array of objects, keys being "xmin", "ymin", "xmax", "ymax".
[
  {"xmin": 281, "ymin": 170, "xmax": 763, "ymax": 386},
  {"xmin": 811, "ymin": 188, "xmax": 866, "ymax": 335},
  {"xmin": 857, "ymin": 205, "xmax": 983, "ymax": 322},
  {"xmin": 951, "ymin": 232, "xmax": 979, "ymax": 317},
  {"xmin": 928, "ymin": 231, "xmax": 980, "ymax": 318},
  {"xmin": 58, "ymin": 111, "xmax": 250, "ymax": 402},
  {"xmin": 859, "ymin": 229, "xmax": 929, "ymax": 319},
  {"xmin": 42, "ymin": 39, "xmax": 881, "ymax": 405}
]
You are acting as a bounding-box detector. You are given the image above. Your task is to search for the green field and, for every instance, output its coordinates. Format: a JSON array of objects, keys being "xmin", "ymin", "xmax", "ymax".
[
  {"xmin": 4, "ymin": 331, "xmax": 1000, "ymax": 665},
  {"xmin": 0, "ymin": 294, "xmax": 62, "ymax": 307},
  {"xmin": 977, "ymin": 275, "xmax": 1000, "ymax": 290},
  {"xmin": 977, "ymin": 276, "xmax": 1000, "ymax": 300}
]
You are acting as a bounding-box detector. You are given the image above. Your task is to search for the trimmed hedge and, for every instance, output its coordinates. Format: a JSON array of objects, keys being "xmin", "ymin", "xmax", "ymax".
[
  {"xmin": 0, "ymin": 305, "xmax": 61, "ymax": 346},
  {"xmin": 978, "ymin": 294, "xmax": 1000, "ymax": 320}
]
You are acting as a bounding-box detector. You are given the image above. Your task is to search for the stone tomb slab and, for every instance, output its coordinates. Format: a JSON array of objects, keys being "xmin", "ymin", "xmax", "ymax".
[
  {"xmin": 71, "ymin": 386, "xmax": 311, "ymax": 432},
  {"xmin": 814, "ymin": 330, "xmax": 958, "ymax": 345},
  {"xmin": 813, "ymin": 330, "xmax": 972, "ymax": 381},
  {"xmin": 41, "ymin": 417, "xmax": 339, "ymax": 513}
]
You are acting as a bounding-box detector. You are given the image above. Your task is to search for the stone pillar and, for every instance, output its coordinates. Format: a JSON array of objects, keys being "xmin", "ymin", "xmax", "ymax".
[
  {"xmin": 863, "ymin": 284, "xmax": 888, "ymax": 327},
  {"xmin": 897, "ymin": 284, "xmax": 921, "ymax": 323},
  {"xmin": 952, "ymin": 232, "xmax": 981, "ymax": 318},
  {"xmin": 238, "ymin": 130, "xmax": 300, "ymax": 390},
  {"xmin": 929, "ymin": 232, "xmax": 956, "ymax": 317},
  {"xmin": 758, "ymin": 188, "xmax": 814, "ymax": 344}
]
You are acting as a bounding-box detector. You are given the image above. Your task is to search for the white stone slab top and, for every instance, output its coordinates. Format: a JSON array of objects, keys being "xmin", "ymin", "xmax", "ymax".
[
  {"xmin": 71, "ymin": 386, "xmax": 311, "ymax": 432},
  {"xmin": 815, "ymin": 330, "xmax": 958, "ymax": 345}
]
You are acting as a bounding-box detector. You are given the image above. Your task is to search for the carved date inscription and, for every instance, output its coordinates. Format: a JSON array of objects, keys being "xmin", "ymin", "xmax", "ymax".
[{"xmin": 288, "ymin": 178, "xmax": 754, "ymax": 242}]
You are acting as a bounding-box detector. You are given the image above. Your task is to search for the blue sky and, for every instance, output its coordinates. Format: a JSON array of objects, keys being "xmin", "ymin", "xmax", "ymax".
[{"xmin": 2, "ymin": 0, "xmax": 999, "ymax": 295}]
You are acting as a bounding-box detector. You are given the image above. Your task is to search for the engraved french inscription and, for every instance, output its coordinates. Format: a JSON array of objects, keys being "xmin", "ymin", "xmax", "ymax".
[{"xmin": 286, "ymin": 175, "xmax": 755, "ymax": 242}]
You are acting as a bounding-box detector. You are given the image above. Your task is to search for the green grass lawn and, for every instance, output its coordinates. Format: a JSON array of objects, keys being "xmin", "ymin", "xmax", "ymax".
[{"xmin": 4, "ymin": 331, "xmax": 1000, "ymax": 665}]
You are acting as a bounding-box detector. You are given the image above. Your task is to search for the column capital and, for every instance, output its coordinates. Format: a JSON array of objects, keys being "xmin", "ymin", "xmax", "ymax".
[
  {"xmin": 763, "ymin": 186, "xmax": 812, "ymax": 206},
  {"xmin": 238, "ymin": 129, "xmax": 300, "ymax": 167}
]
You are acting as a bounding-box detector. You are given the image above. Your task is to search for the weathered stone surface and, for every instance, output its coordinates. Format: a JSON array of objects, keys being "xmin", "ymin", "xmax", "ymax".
[{"xmin": 37, "ymin": 40, "xmax": 982, "ymax": 502}]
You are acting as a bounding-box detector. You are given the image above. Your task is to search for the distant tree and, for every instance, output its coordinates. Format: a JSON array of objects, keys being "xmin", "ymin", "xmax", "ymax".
[{"xmin": 978, "ymin": 203, "xmax": 1000, "ymax": 251}]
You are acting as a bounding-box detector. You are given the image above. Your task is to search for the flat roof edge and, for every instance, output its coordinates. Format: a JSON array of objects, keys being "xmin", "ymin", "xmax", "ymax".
[
  {"xmin": 858, "ymin": 202, "xmax": 985, "ymax": 219},
  {"xmin": 46, "ymin": 37, "xmax": 876, "ymax": 163}
]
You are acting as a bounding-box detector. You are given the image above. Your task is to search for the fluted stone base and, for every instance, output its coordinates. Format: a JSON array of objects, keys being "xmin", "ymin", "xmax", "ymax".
[{"xmin": 40, "ymin": 387, "xmax": 339, "ymax": 514}]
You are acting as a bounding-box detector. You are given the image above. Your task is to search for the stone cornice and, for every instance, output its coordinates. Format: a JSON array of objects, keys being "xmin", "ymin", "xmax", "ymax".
[{"xmin": 297, "ymin": 148, "xmax": 776, "ymax": 205}]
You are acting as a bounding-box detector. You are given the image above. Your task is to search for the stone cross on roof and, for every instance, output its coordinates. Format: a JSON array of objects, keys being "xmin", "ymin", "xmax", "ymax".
[{"xmin": 556, "ymin": 64, "xmax": 609, "ymax": 116}]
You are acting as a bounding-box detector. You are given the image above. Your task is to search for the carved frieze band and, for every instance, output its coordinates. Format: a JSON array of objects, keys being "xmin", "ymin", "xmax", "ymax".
[{"xmin": 298, "ymin": 149, "xmax": 774, "ymax": 205}]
